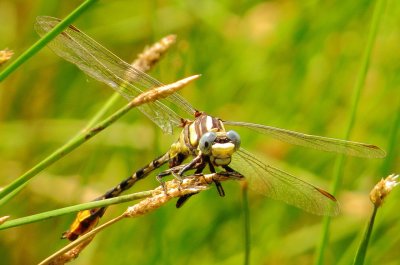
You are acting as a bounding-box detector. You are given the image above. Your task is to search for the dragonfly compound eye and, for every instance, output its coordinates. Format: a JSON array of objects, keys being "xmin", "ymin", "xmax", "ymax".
[
  {"xmin": 199, "ymin": 131, "xmax": 217, "ymax": 155},
  {"xmin": 227, "ymin": 130, "xmax": 241, "ymax": 151}
]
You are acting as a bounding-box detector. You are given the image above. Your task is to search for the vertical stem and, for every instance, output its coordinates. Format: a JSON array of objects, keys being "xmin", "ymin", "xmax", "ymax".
[
  {"xmin": 353, "ymin": 206, "xmax": 378, "ymax": 265},
  {"xmin": 242, "ymin": 184, "xmax": 251, "ymax": 265},
  {"xmin": 314, "ymin": 0, "xmax": 387, "ymax": 264}
]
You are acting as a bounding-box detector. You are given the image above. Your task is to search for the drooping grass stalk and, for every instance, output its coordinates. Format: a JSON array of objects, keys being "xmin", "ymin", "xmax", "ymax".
[
  {"xmin": 0, "ymin": 75, "xmax": 199, "ymax": 204},
  {"xmin": 0, "ymin": 0, "xmax": 98, "ymax": 82},
  {"xmin": 314, "ymin": 1, "xmax": 387, "ymax": 264},
  {"xmin": 241, "ymin": 183, "xmax": 251, "ymax": 265},
  {"xmin": 0, "ymin": 190, "xmax": 152, "ymax": 230}
]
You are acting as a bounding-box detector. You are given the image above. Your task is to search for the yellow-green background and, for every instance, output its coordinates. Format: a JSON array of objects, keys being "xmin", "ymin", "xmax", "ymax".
[{"xmin": 0, "ymin": 1, "xmax": 399, "ymax": 264}]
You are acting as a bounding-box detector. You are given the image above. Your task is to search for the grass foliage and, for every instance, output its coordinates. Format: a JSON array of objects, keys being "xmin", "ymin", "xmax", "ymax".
[{"xmin": 0, "ymin": 1, "xmax": 399, "ymax": 264}]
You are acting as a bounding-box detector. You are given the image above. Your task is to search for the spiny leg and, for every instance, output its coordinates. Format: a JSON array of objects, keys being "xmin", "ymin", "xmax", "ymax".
[
  {"xmin": 208, "ymin": 161, "xmax": 225, "ymax": 197},
  {"xmin": 156, "ymin": 154, "xmax": 204, "ymax": 191},
  {"xmin": 63, "ymin": 152, "xmax": 170, "ymax": 241}
]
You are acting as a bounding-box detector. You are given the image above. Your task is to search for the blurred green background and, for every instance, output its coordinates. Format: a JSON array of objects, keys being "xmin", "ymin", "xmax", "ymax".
[{"xmin": 0, "ymin": 0, "xmax": 399, "ymax": 264}]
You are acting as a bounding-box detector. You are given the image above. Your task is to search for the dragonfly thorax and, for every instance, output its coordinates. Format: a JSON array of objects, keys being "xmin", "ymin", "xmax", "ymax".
[
  {"xmin": 169, "ymin": 113, "xmax": 241, "ymax": 167},
  {"xmin": 186, "ymin": 114, "xmax": 226, "ymax": 148}
]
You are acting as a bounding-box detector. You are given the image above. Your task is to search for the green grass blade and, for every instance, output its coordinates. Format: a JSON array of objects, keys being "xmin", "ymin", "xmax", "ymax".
[
  {"xmin": 242, "ymin": 184, "xmax": 251, "ymax": 265},
  {"xmin": 0, "ymin": 102, "xmax": 134, "ymax": 203},
  {"xmin": 314, "ymin": 1, "xmax": 387, "ymax": 264},
  {"xmin": 0, "ymin": 0, "xmax": 98, "ymax": 82},
  {"xmin": 0, "ymin": 190, "xmax": 152, "ymax": 230},
  {"xmin": 380, "ymin": 100, "xmax": 400, "ymax": 173},
  {"xmin": 352, "ymin": 206, "xmax": 378, "ymax": 265},
  {"xmin": 0, "ymin": 76, "xmax": 195, "ymax": 203}
]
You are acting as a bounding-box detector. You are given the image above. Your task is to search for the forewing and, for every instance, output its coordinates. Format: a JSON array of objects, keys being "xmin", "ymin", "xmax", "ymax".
[
  {"xmin": 224, "ymin": 121, "xmax": 385, "ymax": 158},
  {"xmin": 35, "ymin": 16, "xmax": 196, "ymax": 134},
  {"xmin": 230, "ymin": 148, "xmax": 340, "ymax": 216}
]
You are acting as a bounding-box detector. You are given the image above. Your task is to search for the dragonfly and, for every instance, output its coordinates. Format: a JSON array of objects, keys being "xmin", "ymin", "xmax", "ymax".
[{"xmin": 35, "ymin": 16, "xmax": 386, "ymax": 241}]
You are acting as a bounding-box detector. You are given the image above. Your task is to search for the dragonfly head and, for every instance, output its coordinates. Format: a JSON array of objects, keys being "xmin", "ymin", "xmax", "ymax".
[{"xmin": 198, "ymin": 130, "xmax": 241, "ymax": 166}]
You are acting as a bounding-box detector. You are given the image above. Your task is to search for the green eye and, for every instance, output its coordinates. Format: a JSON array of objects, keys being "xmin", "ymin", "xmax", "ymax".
[
  {"xmin": 199, "ymin": 132, "xmax": 217, "ymax": 155},
  {"xmin": 227, "ymin": 130, "xmax": 241, "ymax": 151}
]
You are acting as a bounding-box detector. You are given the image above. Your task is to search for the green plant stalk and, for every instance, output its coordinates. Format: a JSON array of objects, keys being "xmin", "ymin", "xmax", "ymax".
[
  {"xmin": 0, "ymin": 0, "xmax": 98, "ymax": 82},
  {"xmin": 352, "ymin": 206, "xmax": 378, "ymax": 265},
  {"xmin": 380, "ymin": 100, "xmax": 400, "ymax": 174},
  {"xmin": 82, "ymin": 92, "xmax": 121, "ymax": 131},
  {"xmin": 242, "ymin": 184, "xmax": 251, "ymax": 265},
  {"xmin": 0, "ymin": 101, "xmax": 137, "ymax": 202},
  {"xmin": 0, "ymin": 101, "xmax": 134, "ymax": 204},
  {"xmin": 0, "ymin": 77, "xmax": 195, "ymax": 203},
  {"xmin": 0, "ymin": 190, "xmax": 152, "ymax": 230},
  {"xmin": 314, "ymin": 1, "xmax": 387, "ymax": 264}
]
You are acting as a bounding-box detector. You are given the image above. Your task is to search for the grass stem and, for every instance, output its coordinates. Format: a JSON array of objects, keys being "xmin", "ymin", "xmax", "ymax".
[
  {"xmin": 0, "ymin": 0, "xmax": 98, "ymax": 82},
  {"xmin": 314, "ymin": 1, "xmax": 387, "ymax": 264},
  {"xmin": 242, "ymin": 183, "xmax": 251, "ymax": 265},
  {"xmin": 0, "ymin": 76, "xmax": 198, "ymax": 204}
]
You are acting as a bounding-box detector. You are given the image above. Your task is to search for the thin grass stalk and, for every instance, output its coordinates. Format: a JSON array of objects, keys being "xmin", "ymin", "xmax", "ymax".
[
  {"xmin": 81, "ymin": 93, "xmax": 121, "ymax": 132},
  {"xmin": 241, "ymin": 183, "xmax": 251, "ymax": 265},
  {"xmin": 0, "ymin": 190, "xmax": 152, "ymax": 230},
  {"xmin": 353, "ymin": 206, "xmax": 378, "ymax": 265},
  {"xmin": 380, "ymin": 100, "xmax": 400, "ymax": 174},
  {"xmin": 0, "ymin": 0, "xmax": 98, "ymax": 82},
  {"xmin": 314, "ymin": 1, "xmax": 387, "ymax": 264},
  {"xmin": 0, "ymin": 75, "xmax": 199, "ymax": 203}
]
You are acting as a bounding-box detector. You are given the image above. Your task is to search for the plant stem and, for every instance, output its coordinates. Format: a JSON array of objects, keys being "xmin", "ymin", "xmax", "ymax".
[
  {"xmin": 353, "ymin": 206, "xmax": 378, "ymax": 265},
  {"xmin": 0, "ymin": 75, "xmax": 198, "ymax": 203},
  {"xmin": 314, "ymin": 1, "xmax": 387, "ymax": 264},
  {"xmin": 242, "ymin": 184, "xmax": 251, "ymax": 265},
  {"xmin": 0, "ymin": 0, "xmax": 98, "ymax": 82},
  {"xmin": 0, "ymin": 190, "xmax": 152, "ymax": 230}
]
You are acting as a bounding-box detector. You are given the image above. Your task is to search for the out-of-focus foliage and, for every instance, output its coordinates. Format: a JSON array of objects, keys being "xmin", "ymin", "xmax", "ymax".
[{"xmin": 0, "ymin": 1, "xmax": 398, "ymax": 264}]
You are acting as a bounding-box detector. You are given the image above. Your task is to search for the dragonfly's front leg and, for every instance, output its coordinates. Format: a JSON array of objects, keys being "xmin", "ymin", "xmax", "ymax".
[{"xmin": 156, "ymin": 154, "xmax": 204, "ymax": 190}]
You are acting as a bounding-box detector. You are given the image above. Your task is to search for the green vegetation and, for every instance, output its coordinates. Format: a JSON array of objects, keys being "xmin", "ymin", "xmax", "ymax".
[{"xmin": 0, "ymin": 1, "xmax": 398, "ymax": 264}]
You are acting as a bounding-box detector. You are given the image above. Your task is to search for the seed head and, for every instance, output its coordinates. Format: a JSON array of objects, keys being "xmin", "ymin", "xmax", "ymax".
[{"xmin": 370, "ymin": 174, "xmax": 399, "ymax": 207}]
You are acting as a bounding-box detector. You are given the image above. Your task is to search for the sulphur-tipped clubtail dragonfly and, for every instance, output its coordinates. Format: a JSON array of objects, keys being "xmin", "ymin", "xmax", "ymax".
[{"xmin": 35, "ymin": 16, "xmax": 385, "ymax": 241}]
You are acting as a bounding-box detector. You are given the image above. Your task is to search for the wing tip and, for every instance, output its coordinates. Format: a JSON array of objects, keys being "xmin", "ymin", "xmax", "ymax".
[{"xmin": 365, "ymin": 144, "xmax": 386, "ymax": 159}]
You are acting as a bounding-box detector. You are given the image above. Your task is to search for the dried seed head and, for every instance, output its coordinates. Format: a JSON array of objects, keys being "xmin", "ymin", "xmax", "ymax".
[
  {"xmin": 132, "ymin": 35, "xmax": 177, "ymax": 72},
  {"xmin": 0, "ymin": 215, "xmax": 10, "ymax": 225},
  {"xmin": 0, "ymin": 49, "xmax": 13, "ymax": 66},
  {"xmin": 370, "ymin": 174, "xmax": 399, "ymax": 207}
]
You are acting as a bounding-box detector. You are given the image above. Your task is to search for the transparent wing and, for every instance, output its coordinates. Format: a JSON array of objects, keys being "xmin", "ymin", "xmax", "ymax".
[
  {"xmin": 35, "ymin": 16, "xmax": 196, "ymax": 134},
  {"xmin": 230, "ymin": 148, "xmax": 340, "ymax": 216},
  {"xmin": 224, "ymin": 121, "xmax": 385, "ymax": 158}
]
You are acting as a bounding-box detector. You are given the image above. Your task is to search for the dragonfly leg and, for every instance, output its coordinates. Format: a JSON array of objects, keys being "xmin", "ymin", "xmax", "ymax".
[
  {"xmin": 156, "ymin": 169, "xmax": 175, "ymax": 193},
  {"xmin": 207, "ymin": 161, "xmax": 225, "ymax": 197},
  {"xmin": 176, "ymin": 193, "xmax": 198, "ymax": 208}
]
